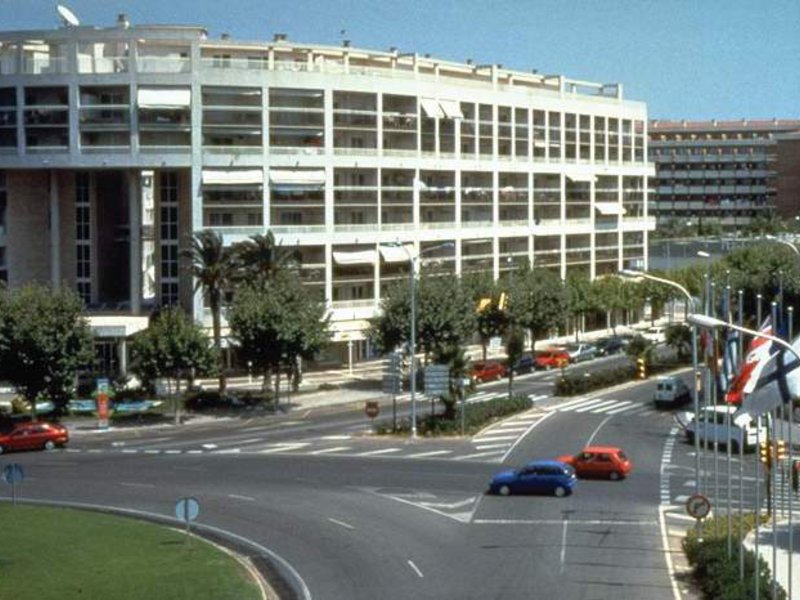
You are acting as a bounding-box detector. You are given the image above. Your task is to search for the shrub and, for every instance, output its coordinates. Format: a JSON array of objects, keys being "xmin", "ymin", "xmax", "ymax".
[
  {"xmin": 184, "ymin": 390, "xmax": 273, "ymax": 412},
  {"xmin": 683, "ymin": 513, "xmax": 785, "ymax": 600},
  {"xmin": 374, "ymin": 394, "xmax": 530, "ymax": 436},
  {"xmin": 554, "ymin": 363, "xmax": 636, "ymax": 396}
]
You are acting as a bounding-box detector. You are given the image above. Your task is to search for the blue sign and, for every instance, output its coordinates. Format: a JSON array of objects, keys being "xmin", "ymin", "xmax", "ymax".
[
  {"xmin": 2, "ymin": 463, "xmax": 24, "ymax": 484},
  {"xmin": 175, "ymin": 496, "xmax": 200, "ymax": 522}
]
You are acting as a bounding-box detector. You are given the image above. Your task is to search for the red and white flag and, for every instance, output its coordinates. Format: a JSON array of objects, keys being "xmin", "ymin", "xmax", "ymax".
[{"xmin": 725, "ymin": 318, "xmax": 773, "ymax": 405}]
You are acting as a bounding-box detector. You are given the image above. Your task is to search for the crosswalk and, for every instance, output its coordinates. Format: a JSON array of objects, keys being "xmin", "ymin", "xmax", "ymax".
[{"xmin": 545, "ymin": 395, "xmax": 662, "ymax": 417}]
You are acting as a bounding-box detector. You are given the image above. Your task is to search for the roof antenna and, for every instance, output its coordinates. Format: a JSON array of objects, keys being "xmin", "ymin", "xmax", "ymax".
[{"xmin": 56, "ymin": 4, "xmax": 80, "ymax": 26}]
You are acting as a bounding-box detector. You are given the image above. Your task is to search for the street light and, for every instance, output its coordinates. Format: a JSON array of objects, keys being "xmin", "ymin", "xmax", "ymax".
[
  {"xmin": 392, "ymin": 241, "xmax": 455, "ymax": 438},
  {"xmin": 620, "ymin": 268, "xmax": 702, "ymax": 500}
]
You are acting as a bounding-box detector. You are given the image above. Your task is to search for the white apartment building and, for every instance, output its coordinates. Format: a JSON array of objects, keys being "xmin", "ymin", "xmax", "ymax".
[{"xmin": 0, "ymin": 14, "xmax": 654, "ymax": 370}]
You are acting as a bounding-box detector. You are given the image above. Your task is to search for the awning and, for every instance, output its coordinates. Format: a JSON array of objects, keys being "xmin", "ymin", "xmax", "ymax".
[
  {"xmin": 332, "ymin": 250, "xmax": 378, "ymax": 266},
  {"xmin": 420, "ymin": 98, "xmax": 445, "ymax": 119},
  {"xmin": 439, "ymin": 99, "xmax": 464, "ymax": 119},
  {"xmin": 269, "ymin": 169, "xmax": 326, "ymax": 186},
  {"xmin": 202, "ymin": 169, "xmax": 264, "ymax": 186},
  {"xmin": 87, "ymin": 315, "xmax": 150, "ymax": 338},
  {"xmin": 567, "ymin": 173, "xmax": 596, "ymax": 183},
  {"xmin": 379, "ymin": 245, "xmax": 413, "ymax": 263},
  {"xmin": 137, "ymin": 88, "xmax": 191, "ymax": 109},
  {"xmin": 595, "ymin": 202, "xmax": 627, "ymax": 216}
]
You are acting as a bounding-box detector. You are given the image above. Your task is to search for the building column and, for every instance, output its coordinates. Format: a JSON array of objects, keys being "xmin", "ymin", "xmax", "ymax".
[
  {"xmin": 118, "ymin": 338, "xmax": 128, "ymax": 376},
  {"xmin": 128, "ymin": 171, "xmax": 142, "ymax": 314},
  {"xmin": 49, "ymin": 171, "xmax": 60, "ymax": 288}
]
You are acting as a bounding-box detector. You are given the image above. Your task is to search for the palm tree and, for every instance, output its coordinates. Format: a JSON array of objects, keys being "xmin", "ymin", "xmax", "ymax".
[
  {"xmin": 184, "ymin": 230, "xmax": 236, "ymax": 393},
  {"xmin": 232, "ymin": 231, "xmax": 300, "ymax": 286}
]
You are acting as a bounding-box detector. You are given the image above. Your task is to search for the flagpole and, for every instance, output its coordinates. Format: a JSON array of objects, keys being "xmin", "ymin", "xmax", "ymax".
[
  {"xmin": 771, "ymin": 301, "xmax": 779, "ymax": 600},
  {"xmin": 711, "ymin": 281, "xmax": 720, "ymax": 538},
  {"xmin": 756, "ymin": 421, "xmax": 762, "ymax": 600},
  {"xmin": 725, "ymin": 284, "xmax": 733, "ymax": 558},
  {"xmin": 738, "ymin": 288, "xmax": 745, "ymax": 584},
  {"xmin": 703, "ymin": 273, "xmax": 711, "ymax": 499},
  {"xmin": 788, "ymin": 305, "xmax": 794, "ymax": 600}
]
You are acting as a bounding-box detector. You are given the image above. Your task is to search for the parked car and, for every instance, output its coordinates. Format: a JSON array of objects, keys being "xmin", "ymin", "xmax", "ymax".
[
  {"xmin": 510, "ymin": 354, "xmax": 535, "ymax": 375},
  {"xmin": 535, "ymin": 348, "xmax": 570, "ymax": 370},
  {"xmin": 680, "ymin": 406, "xmax": 766, "ymax": 452},
  {"xmin": 654, "ymin": 375, "xmax": 691, "ymax": 408},
  {"xmin": 595, "ymin": 336, "xmax": 629, "ymax": 356},
  {"xmin": 556, "ymin": 446, "xmax": 632, "ymax": 480},
  {"xmin": 0, "ymin": 421, "xmax": 69, "ymax": 455},
  {"xmin": 564, "ymin": 343, "xmax": 597, "ymax": 363},
  {"xmin": 470, "ymin": 360, "xmax": 507, "ymax": 383},
  {"xmin": 488, "ymin": 459, "xmax": 577, "ymax": 497},
  {"xmin": 642, "ymin": 325, "xmax": 667, "ymax": 342}
]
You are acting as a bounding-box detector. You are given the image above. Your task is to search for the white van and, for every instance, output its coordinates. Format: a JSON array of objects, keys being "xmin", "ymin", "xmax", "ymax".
[
  {"xmin": 654, "ymin": 376, "xmax": 691, "ymax": 408},
  {"xmin": 681, "ymin": 406, "xmax": 767, "ymax": 452}
]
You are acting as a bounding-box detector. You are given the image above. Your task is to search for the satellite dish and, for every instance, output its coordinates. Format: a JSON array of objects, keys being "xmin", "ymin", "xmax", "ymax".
[{"xmin": 57, "ymin": 4, "xmax": 80, "ymax": 26}]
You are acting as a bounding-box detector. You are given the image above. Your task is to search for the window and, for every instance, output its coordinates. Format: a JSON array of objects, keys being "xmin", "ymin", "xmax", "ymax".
[
  {"xmin": 159, "ymin": 172, "xmax": 179, "ymax": 306},
  {"xmin": 75, "ymin": 172, "xmax": 91, "ymax": 303}
]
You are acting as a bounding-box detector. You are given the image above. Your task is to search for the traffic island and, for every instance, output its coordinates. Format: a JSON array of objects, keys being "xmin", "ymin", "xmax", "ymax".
[{"xmin": 0, "ymin": 504, "xmax": 269, "ymax": 600}]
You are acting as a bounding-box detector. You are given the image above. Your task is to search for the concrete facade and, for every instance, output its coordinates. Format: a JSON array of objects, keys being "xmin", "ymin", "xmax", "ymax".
[{"xmin": 0, "ymin": 15, "xmax": 655, "ymax": 363}]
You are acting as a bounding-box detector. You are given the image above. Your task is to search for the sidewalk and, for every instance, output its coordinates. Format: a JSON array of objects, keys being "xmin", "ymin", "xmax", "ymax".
[{"xmin": 744, "ymin": 520, "xmax": 800, "ymax": 596}]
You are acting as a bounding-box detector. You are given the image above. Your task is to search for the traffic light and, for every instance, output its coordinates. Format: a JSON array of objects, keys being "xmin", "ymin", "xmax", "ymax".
[
  {"xmin": 776, "ymin": 440, "xmax": 788, "ymax": 462},
  {"xmin": 498, "ymin": 292, "xmax": 507, "ymax": 311},
  {"xmin": 759, "ymin": 441, "xmax": 772, "ymax": 468},
  {"xmin": 636, "ymin": 357, "xmax": 646, "ymax": 379}
]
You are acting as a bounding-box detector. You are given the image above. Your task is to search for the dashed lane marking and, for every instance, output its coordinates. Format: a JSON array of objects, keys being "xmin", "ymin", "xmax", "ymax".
[
  {"xmin": 308, "ymin": 446, "xmax": 350, "ymax": 455},
  {"xmin": 405, "ymin": 450, "xmax": 452, "ymax": 459},
  {"xmin": 356, "ymin": 448, "xmax": 402, "ymax": 457}
]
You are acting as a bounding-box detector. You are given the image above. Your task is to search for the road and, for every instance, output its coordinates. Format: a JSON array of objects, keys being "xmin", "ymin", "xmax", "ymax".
[{"xmin": 3, "ymin": 363, "xmax": 793, "ymax": 599}]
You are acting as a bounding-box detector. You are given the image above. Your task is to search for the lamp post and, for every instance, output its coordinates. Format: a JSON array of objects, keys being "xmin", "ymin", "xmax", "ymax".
[
  {"xmin": 688, "ymin": 313, "xmax": 800, "ymax": 599},
  {"xmin": 396, "ymin": 241, "xmax": 454, "ymax": 439},
  {"xmin": 620, "ymin": 269, "xmax": 702, "ymax": 498}
]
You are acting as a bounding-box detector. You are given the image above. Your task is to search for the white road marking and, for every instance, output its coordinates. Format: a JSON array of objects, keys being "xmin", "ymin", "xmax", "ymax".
[
  {"xmin": 229, "ymin": 438, "xmax": 263, "ymax": 445},
  {"xmin": 259, "ymin": 443, "xmax": 309, "ymax": 454},
  {"xmin": 121, "ymin": 449, "xmax": 138, "ymax": 454},
  {"xmin": 475, "ymin": 443, "xmax": 513, "ymax": 450},
  {"xmin": 486, "ymin": 426, "xmax": 530, "ymax": 433},
  {"xmin": 143, "ymin": 450, "xmax": 161, "ymax": 455},
  {"xmin": 472, "ymin": 434, "xmax": 518, "ymax": 442},
  {"xmin": 187, "ymin": 450, "xmax": 203, "ymax": 454},
  {"xmin": 549, "ymin": 396, "xmax": 601, "ymax": 411},
  {"xmin": 456, "ymin": 450, "xmax": 506, "ymax": 461},
  {"xmin": 328, "ymin": 517, "xmax": 355, "ymax": 530},
  {"xmin": 228, "ymin": 494, "xmax": 256, "ymax": 502},
  {"xmin": 576, "ymin": 399, "xmax": 619, "ymax": 413},
  {"xmin": 585, "ymin": 415, "xmax": 614, "ymax": 446},
  {"xmin": 164, "ymin": 450, "xmax": 181, "ymax": 455},
  {"xmin": 319, "ymin": 435, "xmax": 352, "ymax": 440},
  {"xmin": 214, "ymin": 448, "xmax": 242, "ymax": 454},
  {"xmin": 356, "ymin": 448, "xmax": 402, "ymax": 456},
  {"xmin": 566, "ymin": 398, "xmax": 613, "ymax": 412},
  {"xmin": 405, "ymin": 450, "xmax": 452, "ymax": 459},
  {"xmin": 473, "ymin": 518, "xmax": 657, "ymax": 526},
  {"xmin": 501, "ymin": 412, "xmax": 554, "ymax": 463},
  {"xmin": 309, "ymin": 446, "xmax": 350, "ymax": 455},
  {"xmin": 202, "ymin": 443, "xmax": 218, "ymax": 449},
  {"xmin": 603, "ymin": 401, "xmax": 637, "ymax": 414},
  {"xmin": 407, "ymin": 560, "xmax": 424, "ymax": 578},
  {"xmin": 559, "ymin": 519, "xmax": 569, "ymax": 574}
]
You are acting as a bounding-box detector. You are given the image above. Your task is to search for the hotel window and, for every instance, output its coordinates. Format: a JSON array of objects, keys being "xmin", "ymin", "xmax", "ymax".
[
  {"xmin": 159, "ymin": 172, "xmax": 180, "ymax": 306},
  {"xmin": 79, "ymin": 86, "xmax": 131, "ymax": 149},
  {"xmin": 548, "ymin": 112, "xmax": 561, "ymax": 160},
  {"xmin": 24, "ymin": 86, "xmax": 69, "ymax": 150},
  {"xmin": 0, "ymin": 88, "xmax": 16, "ymax": 149},
  {"xmin": 593, "ymin": 116, "xmax": 606, "ymax": 162},
  {"xmin": 579, "ymin": 115, "xmax": 591, "ymax": 162},
  {"xmin": 564, "ymin": 113, "xmax": 577, "ymax": 161},
  {"xmin": 202, "ymin": 87, "xmax": 262, "ymax": 148},
  {"xmin": 75, "ymin": 172, "xmax": 92, "ymax": 303},
  {"xmin": 533, "ymin": 110, "xmax": 546, "ymax": 159},
  {"xmin": 333, "ymin": 91, "xmax": 377, "ymax": 152},
  {"xmin": 608, "ymin": 118, "xmax": 619, "ymax": 162},
  {"xmin": 270, "ymin": 88, "xmax": 324, "ymax": 150},
  {"xmin": 514, "ymin": 108, "xmax": 529, "ymax": 160}
]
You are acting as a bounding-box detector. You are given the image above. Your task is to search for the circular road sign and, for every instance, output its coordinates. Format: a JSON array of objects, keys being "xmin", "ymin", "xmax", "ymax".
[
  {"xmin": 2, "ymin": 463, "xmax": 24, "ymax": 485},
  {"xmin": 365, "ymin": 401, "xmax": 380, "ymax": 419},
  {"xmin": 175, "ymin": 497, "xmax": 200, "ymax": 522},
  {"xmin": 686, "ymin": 493, "xmax": 712, "ymax": 520}
]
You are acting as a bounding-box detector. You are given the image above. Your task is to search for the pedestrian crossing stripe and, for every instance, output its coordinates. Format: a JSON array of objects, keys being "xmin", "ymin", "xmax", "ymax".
[{"xmin": 547, "ymin": 396, "xmax": 661, "ymax": 416}]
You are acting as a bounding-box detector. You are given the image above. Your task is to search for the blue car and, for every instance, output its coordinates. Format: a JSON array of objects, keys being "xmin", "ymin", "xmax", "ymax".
[{"xmin": 488, "ymin": 459, "xmax": 577, "ymax": 497}]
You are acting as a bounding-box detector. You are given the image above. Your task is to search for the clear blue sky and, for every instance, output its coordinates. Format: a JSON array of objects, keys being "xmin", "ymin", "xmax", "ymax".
[{"xmin": 1, "ymin": 0, "xmax": 798, "ymax": 120}]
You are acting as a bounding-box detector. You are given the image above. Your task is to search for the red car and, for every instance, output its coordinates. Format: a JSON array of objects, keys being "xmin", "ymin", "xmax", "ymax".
[
  {"xmin": 535, "ymin": 349, "xmax": 570, "ymax": 370},
  {"xmin": 0, "ymin": 422, "xmax": 69, "ymax": 455},
  {"xmin": 556, "ymin": 446, "xmax": 632, "ymax": 480},
  {"xmin": 470, "ymin": 361, "xmax": 507, "ymax": 383}
]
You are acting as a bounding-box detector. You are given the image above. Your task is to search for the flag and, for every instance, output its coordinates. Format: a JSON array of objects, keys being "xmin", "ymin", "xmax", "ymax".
[
  {"xmin": 718, "ymin": 328, "xmax": 739, "ymax": 395},
  {"xmin": 725, "ymin": 318, "xmax": 773, "ymax": 405},
  {"xmin": 739, "ymin": 331, "xmax": 800, "ymax": 417}
]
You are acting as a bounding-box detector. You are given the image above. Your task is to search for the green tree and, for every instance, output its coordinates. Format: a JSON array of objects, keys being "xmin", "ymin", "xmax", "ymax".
[
  {"xmin": 232, "ymin": 230, "xmax": 301, "ymax": 285},
  {"xmin": 464, "ymin": 273, "xmax": 507, "ymax": 361},
  {"xmin": 184, "ymin": 230, "xmax": 236, "ymax": 393},
  {"xmin": 665, "ymin": 323, "xmax": 692, "ymax": 361},
  {"xmin": 565, "ymin": 274, "xmax": 598, "ymax": 342},
  {"xmin": 130, "ymin": 307, "xmax": 216, "ymax": 414},
  {"xmin": 0, "ymin": 285, "xmax": 94, "ymax": 417},
  {"xmin": 228, "ymin": 272, "xmax": 329, "ymax": 405},
  {"xmin": 508, "ymin": 268, "xmax": 566, "ymax": 352},
  {"xmin": 505, "ymin": 328, "xmax": 525, "ymax": 400},
  {"xmin": 594, "ymin": 275, "xmax": 640, "ymax": 333}
]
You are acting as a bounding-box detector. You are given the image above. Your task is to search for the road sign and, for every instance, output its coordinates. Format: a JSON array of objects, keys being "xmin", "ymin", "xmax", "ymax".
[
  {"xmin": 686, "ymin": 493, "xmax": 711, "ymax": 520},
  {"xmin": 424, "ymin": 364, "xmax": 450, "ymax": 396},
  {"xmin": 365, "ymin": 401, "xmax": 380, "ymax": 419},
  {"xmin": 489, "ymin": 336, "xmax": 502, "ymax": 350},
  {"xmin": 2, "ymin": 463, "xmax": 24, "ymax": 484},
  {"xmin": 175, "ymin": 496, "xmax": 200, "ymax": 528},
  {"xmin": 97, "ymin": 392, "xmax": 110, "ymax": 429}
]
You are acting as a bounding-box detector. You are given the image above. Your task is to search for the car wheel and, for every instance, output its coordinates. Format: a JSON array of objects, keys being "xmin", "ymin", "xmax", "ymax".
[
  {"xmin": 44, "ymin": 440, "xmax": 55, "ymax": 451},
  {"xmin": 554, "ymin": 486, "xmax": 567, "ymax": 497},
  {"xmin": 609, "ymin": 471, "xmax": 621, "ymax": 481},
  {"xmin": 498, "ymin": 485, "xmax": 511, "ymax": 496}
]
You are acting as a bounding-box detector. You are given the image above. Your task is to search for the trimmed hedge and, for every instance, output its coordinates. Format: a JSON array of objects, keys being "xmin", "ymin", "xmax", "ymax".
[
  {"xmin": 554, "ymin": 363, "xmax": 637, "ymax": 396},
  {"xmin": 374, "ymin": 394, "xmax": 530, "ymax": 437},
  {"xmin": 683, "ymin": 513, "xmax": 786, "ymax": 600},
  {"xmin": 184, "ymin": 390, "xmax": 274, "ymax": 412}
]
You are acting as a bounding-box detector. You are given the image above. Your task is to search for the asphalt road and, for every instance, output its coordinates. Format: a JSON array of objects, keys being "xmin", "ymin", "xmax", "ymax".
[{"xmin": 5, "ymin": 361, "xmax": 793, "ymax": 600}]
